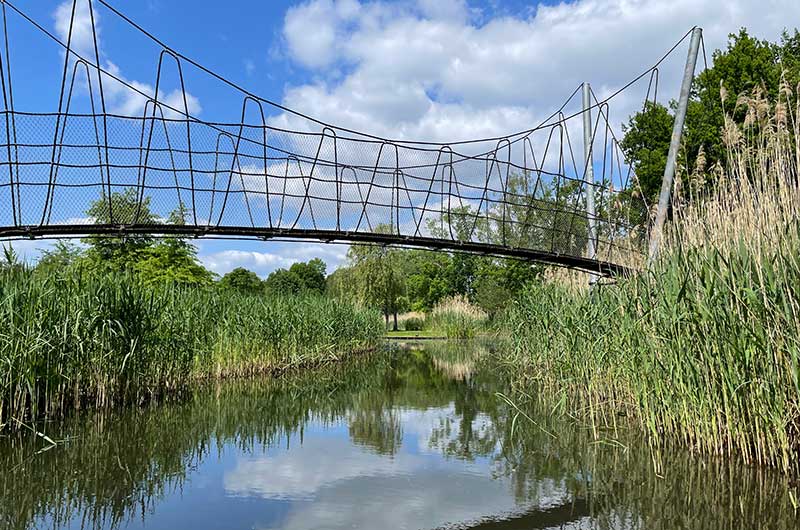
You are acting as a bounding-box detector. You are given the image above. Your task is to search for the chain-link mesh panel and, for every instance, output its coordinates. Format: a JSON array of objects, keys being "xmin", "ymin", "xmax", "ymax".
[{"xmin": 0, "ymin": 110, "xmax": 647, "ymax": 273}]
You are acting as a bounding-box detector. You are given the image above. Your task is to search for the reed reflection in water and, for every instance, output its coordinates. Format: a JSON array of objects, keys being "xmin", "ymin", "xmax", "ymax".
[{"xmin": 0, "ymin": 342, "xmax": 796, "ymax": 530}]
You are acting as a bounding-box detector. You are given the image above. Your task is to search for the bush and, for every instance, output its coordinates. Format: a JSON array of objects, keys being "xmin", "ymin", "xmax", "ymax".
[{"xmin": 403, "ymin": 317, "xmax": 424, "ymax": 331}]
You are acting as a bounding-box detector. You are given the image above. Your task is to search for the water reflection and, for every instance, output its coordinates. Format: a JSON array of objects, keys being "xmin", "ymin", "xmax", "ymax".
[{"xmin": 0, "ymin": 342, "xmax": 797, "ymax": 530}]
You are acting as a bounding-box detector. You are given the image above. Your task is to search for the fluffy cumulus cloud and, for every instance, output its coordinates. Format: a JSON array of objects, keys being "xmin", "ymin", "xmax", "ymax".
[
  {"xmin": 199, "ymin": 243, "xmax": 348, "ymax": 277},
  {"xmin": 274, "ymin": 0, "xmax": 800, "ymax": 143}
]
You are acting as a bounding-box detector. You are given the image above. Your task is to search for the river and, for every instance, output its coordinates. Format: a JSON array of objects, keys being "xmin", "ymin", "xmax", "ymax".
[{"xmin": 1, "ymin": 341, "xmax": 797, "ymax": 529}]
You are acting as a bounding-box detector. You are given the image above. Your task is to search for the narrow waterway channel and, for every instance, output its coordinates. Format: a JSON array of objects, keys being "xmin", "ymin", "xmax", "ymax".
[{"xmin": 1, "ymin": 342, "xmax": 797, "ymax": 530}]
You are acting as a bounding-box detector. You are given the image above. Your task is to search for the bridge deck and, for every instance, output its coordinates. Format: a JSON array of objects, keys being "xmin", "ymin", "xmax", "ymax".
[{"xmin": 0, "ymin": 224, "xmax": 632, "ymax": 277}]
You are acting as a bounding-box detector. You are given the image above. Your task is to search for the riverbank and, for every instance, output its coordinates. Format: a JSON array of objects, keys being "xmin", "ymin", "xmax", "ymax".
[
  {"xmin": 0, "ymin": 269, "xmax": 383, "ymax": 428},
  {"xmin": 501, "ymin": 114, "xmax": 800, "ymax": 475}
]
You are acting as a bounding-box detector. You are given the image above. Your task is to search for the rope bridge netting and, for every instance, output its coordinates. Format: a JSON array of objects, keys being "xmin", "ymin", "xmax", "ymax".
[{"xmin": 0, "ymin": 0, "xmax": 698, "ymax": 276}]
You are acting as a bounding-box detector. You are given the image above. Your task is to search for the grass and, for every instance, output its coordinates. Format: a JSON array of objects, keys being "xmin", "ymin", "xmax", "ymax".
[
  {"xmin": 501, "ymin": 87, "xmax": 800, "ymax": 475},
  {"xmin": 0, "ymin": 268, "xmax": 383, "ymax": 427}
]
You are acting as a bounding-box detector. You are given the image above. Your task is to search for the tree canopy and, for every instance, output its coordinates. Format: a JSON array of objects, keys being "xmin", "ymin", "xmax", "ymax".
[
  {"xmin": 622, "ymin": 28, "xmax": 800, "ymax": 205},
  {"xmin": 264, "ymin": 258, "xmax": 327, "ymax": 295},
  {"xmin": 220, "ymin": 267, "xmax": 263, "ymax": 294}
]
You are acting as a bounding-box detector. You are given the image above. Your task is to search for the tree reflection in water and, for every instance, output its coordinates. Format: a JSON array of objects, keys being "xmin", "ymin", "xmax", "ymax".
[{"xmin": 0, "ymin": 342, "xmax": 797, "ymax": 530}]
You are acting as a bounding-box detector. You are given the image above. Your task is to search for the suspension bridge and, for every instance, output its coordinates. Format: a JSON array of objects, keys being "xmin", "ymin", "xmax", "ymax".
[{"xmin": 0, "ymin": 1, "xmax": 703, "ymax": 277}]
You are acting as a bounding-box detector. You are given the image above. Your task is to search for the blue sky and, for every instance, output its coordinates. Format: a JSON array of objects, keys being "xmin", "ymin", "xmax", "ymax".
[{"xmin": 5, "ymin": 0, "xmax": 799, "ymax": 278}]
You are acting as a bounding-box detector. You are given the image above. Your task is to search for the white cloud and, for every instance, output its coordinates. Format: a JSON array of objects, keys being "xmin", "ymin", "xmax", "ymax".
[
  {"xmin": 275, "ymin": 0, "xmax": 800, "ymax": 145},
  {"xmin": 284, "ymin": 0, "xmax": 365, "ymax": 69},
  {"xmin": 53, "ymin": 0, "xmax": 97, "ymax": 60},
  {"xmin": 53, "ymin": 0, "xmax": 201, "ymax": 118},
  {"xmin": 200, "ymin": 243, "xmax": 348, "ymax": 277}
]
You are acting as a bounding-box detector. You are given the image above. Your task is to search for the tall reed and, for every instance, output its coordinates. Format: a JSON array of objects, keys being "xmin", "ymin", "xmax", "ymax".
[
  {"xmin": 428, "ymin": 295, "xmax": 488, "ymax": 339},
  {"xmin": 0, "ymin": 269, "xmax": 383, "ymax": 427},
  {"xmin": 504, "ymin": 86, "xmax": 800, "ymax": 475}
]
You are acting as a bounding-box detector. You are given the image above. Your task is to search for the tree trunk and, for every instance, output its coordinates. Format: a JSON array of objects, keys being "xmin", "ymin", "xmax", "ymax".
[{"xmin": 392, "ymin": 311, "xmax": 398, "ymax": 332}]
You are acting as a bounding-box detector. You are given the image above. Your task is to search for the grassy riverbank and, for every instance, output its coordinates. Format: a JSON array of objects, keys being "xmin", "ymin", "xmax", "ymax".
[
  {"xmin": 0, "ymin": 269, "xmax": 382, "ymax": 427},
  {"xmin": 503, "ymin": 100, "xmax": 800, "ymax": 474}
]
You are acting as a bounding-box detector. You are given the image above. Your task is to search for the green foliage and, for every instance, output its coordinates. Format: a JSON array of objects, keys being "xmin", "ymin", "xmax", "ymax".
[
  {"xmin": 346, "ymin": 227, "xmax": 406, "ymax": 327},
  {"xmin": 472, "ymin": 275, "xmax": 511, "ymax": 319},
  {"xmin": 35, "ymin": 241, "xmax": 81, "ymax": 276},
  {"xmin": 83, "ymin": 189, "xmax": 156, "ymax": 272},
  {"xmin": 80, "ymin": 190, "xmax": 212, "ymax": 286},
  {"xmin": 622, "ymin": 28, "xmax": 800, "ymax": 195},
  {"xmin": 403, "ymin": 250, "xmax": 457, "ymax": 311},
  {"xmin": 264, "ymin": 259, "xmax": 327, "ymax": 295},
  {"xmin": 219, "ymin": 267, "xmax": 263, "ymax": 294},
  {"xmin": 135, "ymin": 238, "xmax": 214, "ymax": 287},
  {"xmin": 263, "ymin": 268, "xmax": 303, "ymax": 295},
  {"xmin": 620, "ymin": 101, "xmax": 673, "ymax": 205},
  {"xmin": 135, "ymin": 207, "xmax": 214, "ymax": 286},
  {"xmin": 326, "ymin": 266, "xmax": 357, "ymax": 300}
]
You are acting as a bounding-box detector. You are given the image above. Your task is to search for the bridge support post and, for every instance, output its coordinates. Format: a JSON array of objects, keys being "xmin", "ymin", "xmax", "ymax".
[
  {"xmin": 581, "ymin": 82, "xmax": 598, "ymax": 285},
  {"xmin": 648, "ymin": 27, "xmax": 702, "ymax": 264}
]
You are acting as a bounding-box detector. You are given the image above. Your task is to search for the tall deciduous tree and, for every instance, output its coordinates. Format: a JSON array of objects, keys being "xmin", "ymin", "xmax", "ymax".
[
  {"xmin": 622, "ymin": 28, "xmax": 800, "ymax": 206},
  {"xmin": 135, "ymin": 208, "xmax": 214, "ymax": 286},
  {"xmin": 84, "ymin": 188, "xmax": 157, "ymax": 272},
  {"xmin": 220, "ymin": 267, "xmax": 263, "ymax": 294},
  {"xmin": 264, "ymin": 258, "xmax": 327, "ymax": 295},
  {"xmin": 348, "ymin": 226, "xmax": 405, "ymax": 330}
]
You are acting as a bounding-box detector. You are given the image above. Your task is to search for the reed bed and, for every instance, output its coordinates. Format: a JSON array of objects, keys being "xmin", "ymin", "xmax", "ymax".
[
  {"xmin": 427, "ymin": 295, "xmax": 488, "ymax": 339},
  {"xmin": 0, "ymin": 269, "xmax": 383, "ymax": 427},
  {"xmin": 503, "ymin": 89, "xmax": 800, "ymax": 475}
]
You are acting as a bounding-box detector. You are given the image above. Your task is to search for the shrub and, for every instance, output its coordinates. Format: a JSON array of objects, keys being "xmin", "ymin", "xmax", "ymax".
[{"xmin": 403, "ymin": 317, "xmax": 424, "ymax": 331}]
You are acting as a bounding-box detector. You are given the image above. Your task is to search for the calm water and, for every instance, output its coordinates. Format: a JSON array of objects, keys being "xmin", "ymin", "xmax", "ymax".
[{"xmin": 1, "ymin": 342, "xmax": 797, "ymax": 530}]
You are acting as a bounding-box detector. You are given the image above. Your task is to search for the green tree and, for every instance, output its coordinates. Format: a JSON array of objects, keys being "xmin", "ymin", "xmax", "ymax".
[
  {"xmin": 220, "ymin": 267, "xmax": 263, "ymax": 294},
  {"xmin": 264, "ymin": 259, "xmax": 327, "ymax": 295},
  {"xmin": 348, "ymin": 228, "xmax": 405, "ymax": 330},
  {"xmin": 620, "ymin": 101, "xmax": 674, "ymax": 205},
  {"xmin": 263, "ymin": 268, "xmax": 304, "ymax": 295},
  {"xmin": 135, "ymin": 207, "xmax": 213, "ymax": 286},
  {"xmin": 402, "ymin": 250, "xmax": 454, "ymax": 311},
  {"xmin": 622, "ymin": 28, "xmax": 800, "ymax": 202},
  {"xmin": 326, "ymin": 266, "xmax": 358, "ymax": 300},
  {"xmin": 288, "ymin": 258, "xmax": 327, "ymax": 293},
  {"xmin": 473, "ymin": 275, "xmax": 511, "ymax": 320},
  {"xmin": 35, "ymin": 240, "xmax": 82, "ymax": 276},
  {"xmin": 83, "ymin": 188, "xmax": 157, "ymax": 272}
]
